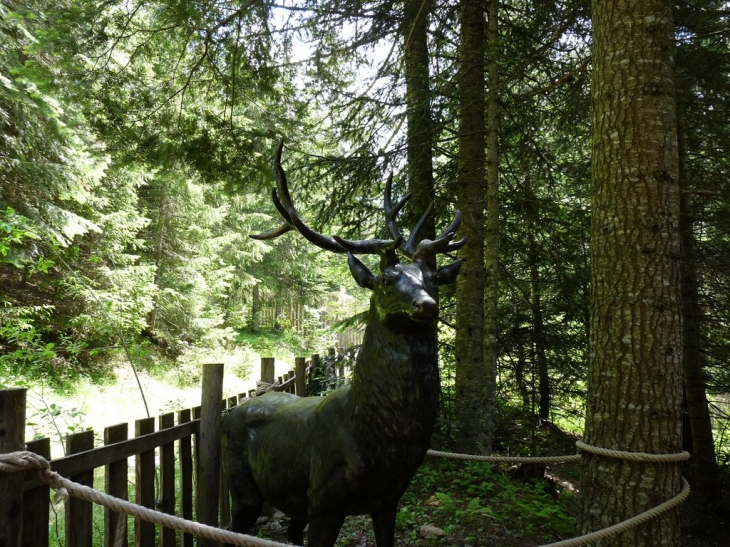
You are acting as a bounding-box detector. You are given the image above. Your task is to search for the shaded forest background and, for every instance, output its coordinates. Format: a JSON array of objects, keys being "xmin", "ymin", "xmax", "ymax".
[{"xmin": 1, "ymin": 0, "xmax": 729, "ymax": 519}]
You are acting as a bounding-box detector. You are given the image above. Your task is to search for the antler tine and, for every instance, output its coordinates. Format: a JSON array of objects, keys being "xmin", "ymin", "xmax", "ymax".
[
  {"xmin": 444, "ymin": 237, "xmax": 468, "ymax": 253},
  {"xmin": 271, "ymin": 141, "xmax": 346, "ymax": 253},
  {"xmin": 250, "ymin": 187, "xmax": 294, "ymax": 240},
  {"xmin": 437, "ymin": 210, "xmax": 462, "ymax": 241},
  {"xmin": 334, "ymin": 235, "xmax": 404, "ymax": 255},
  {"xmin": 403, "ymin": 201, "xmax": 435, "ymax": 258},
  {"xmin": 253, "ymin": 140, "xmax": 403, "ymax": 255},
  {"xmin": 384, "ymin": 173, "xmax": 412, "ymax": 243},
  {"xmin": 412, "ymin": 210, "xmax": 467, "ymax": 260},
  {"xmin": 271, "ymin": 187, "xmax": 292, "ymax": 224}
]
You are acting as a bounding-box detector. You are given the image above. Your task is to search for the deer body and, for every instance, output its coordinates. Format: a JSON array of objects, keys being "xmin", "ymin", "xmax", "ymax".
[{"xmin": 222, "ymin": 143, "xmax": 464, "ymax": 547}]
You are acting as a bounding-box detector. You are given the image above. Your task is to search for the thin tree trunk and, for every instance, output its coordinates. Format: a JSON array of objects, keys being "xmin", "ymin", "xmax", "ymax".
[
  {"xmin": 678, "ymin": 143, "xmax": 721, "ymax": 502},
  {"xmin": 515, "ymin": 330, "xmax": 530, "ymax": 413},
  {"xmin": 455, "ymin": 0, "xmax": 486, "ymax": 453},
  {"xmin": 526, "ymin": 178, "xmax": 549, "ymax": 421},
  {"xmin": 252, "ymin": 284, "xmax": 261, "ymax": 331},
  {"xmin": 148, "ymin": 196, "xmax": 167, "ymax": 333},
  {"xmin": 578, "ymin": 1, "xmax": 684, "ymax": 545},
  {"xmin": 482, "ymin": 0, "xmax": 500, "ymax": 453},
  {"xmin": 404, "ymin": 0, "xmax": 435, "ymax": 236},
  {"xmin": 530, "ymin": 260, "xmax": 549, "ymax": 421}
]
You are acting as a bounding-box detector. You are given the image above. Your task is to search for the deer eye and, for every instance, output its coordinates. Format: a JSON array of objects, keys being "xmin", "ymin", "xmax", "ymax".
[{"xmin": 381, "ymin": 272, "xmax": 399, "ymax": 286}]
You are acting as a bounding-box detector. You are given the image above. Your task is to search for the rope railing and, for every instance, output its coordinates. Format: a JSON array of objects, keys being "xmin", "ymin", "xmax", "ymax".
[
  {"xmin": 1, "ymin": 451, "xmax": 281, "ymax": 547},
  {"xmin": 0, "ymin": 440, "xmax": 691, "ymax": 547},
  {"xmin": 427, "ymin": 450, "xmax": 581, "ymax": 464},
  {"xmin": 428, "ymin": 440, "xmax": 691, "ymax": 465}
]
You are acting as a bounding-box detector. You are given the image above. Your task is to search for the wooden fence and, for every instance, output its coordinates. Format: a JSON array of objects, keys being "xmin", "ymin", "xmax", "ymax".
[{"xmin": 0, "ymin": 350, "xmax": 355, "ymax": 547}]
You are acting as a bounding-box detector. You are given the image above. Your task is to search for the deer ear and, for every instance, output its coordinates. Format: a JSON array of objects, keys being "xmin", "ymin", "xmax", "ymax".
[
  {"xmin": 347, "ymin": 252, "xmax": 375, "ymax": 289},
  {"xmin": 436, "ymin": 258, "xmax": 463, "ymax": 286}
]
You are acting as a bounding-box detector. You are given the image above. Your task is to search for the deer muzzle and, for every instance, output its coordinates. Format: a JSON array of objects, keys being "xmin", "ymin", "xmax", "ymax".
[{"xmin": 411, "ymin": 296, "xmax": 438, "ymax": 323}]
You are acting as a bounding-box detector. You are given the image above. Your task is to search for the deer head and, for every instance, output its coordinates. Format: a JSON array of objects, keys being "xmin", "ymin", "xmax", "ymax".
[{"xmin": 251, "ymin": 142, "xmax": 465, "ymax": 330}]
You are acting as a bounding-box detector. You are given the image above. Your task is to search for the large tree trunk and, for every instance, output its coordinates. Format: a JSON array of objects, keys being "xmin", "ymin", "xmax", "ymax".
[
  {"xmin": 403, "ymin": 0, "xmax": 435, "ymax": 237},
  {"xmin": 577, "ymin": 1, "xmax": 684, "ymax": 545},
  {"xmin": 454, "ymin": 0, "xmax": 486, "ymax": 453},
  {"xmin": 678, "ymin": 146, "xmax": 721, "ymax": 503},
  {"xmin": 482, "ymin": 0, "xmax": 500, "ymax": 453}
]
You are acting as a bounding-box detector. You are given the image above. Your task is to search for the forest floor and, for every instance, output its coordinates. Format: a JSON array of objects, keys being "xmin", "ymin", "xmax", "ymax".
[{"xmin": 253, "ymin": 424, "xmax": 729, "ymax": 547}]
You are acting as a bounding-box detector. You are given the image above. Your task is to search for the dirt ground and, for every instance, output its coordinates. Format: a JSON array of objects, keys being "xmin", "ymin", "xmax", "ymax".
[{"xmin": 680, "ymin": 493, "xmax": 729, "ymax": 547}]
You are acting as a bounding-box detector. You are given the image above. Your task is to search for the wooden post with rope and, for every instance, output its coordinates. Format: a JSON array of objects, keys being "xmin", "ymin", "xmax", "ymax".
[
  {"xmin": 198, "ymin": 363, "xmax": 224, "ymax": 547},
  {"xmin": 261, "ymin": 357, "xmax": 275, "ymax": 384},
  {"xmin": 0, "ymin": 388, "xmax": 26, "ymax": 547},
  {"xmin": 295, "ymin": 357, "xmax": 306, "ymax": 396}
]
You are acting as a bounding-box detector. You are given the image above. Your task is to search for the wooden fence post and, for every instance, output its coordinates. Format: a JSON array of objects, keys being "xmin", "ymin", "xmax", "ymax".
[
  {"xmin": 159, "ymin": 412, "xmax": 176, "ymax": 547},
  {"xmin": 197, "ymin": 363, "xmax": 224, "ymax": 547},
  {"xmin": 66, "ymin": 429, "xmax": 95, "ymax": 547},
  {"xmin": 0, "ymin": 388, "xmax": 26, "ymax": 547},
  {"xmin": 24, "ymin": 437, "xmax": 50, "ymax": 547},
  {"xmin": 261, "ymin": 357, "xmax": 275, "ymax": 384},
  {"xmin": 134, "ymin": 417, "xmax": 155, "ymax": 546},
  {"xmin": 104, "ymin": 423, "xmax": 128, "ymax": 547},
  {"xmin": 177, "ymin": 408, "xmax": 194, "ymax": 547},
  {"xmin": 295, "ymin": 357, "xmax": 307, "ymax": 396},
  {"xmin": 309, "ymin": 353, "xmax": 321, "ymax": 395}
]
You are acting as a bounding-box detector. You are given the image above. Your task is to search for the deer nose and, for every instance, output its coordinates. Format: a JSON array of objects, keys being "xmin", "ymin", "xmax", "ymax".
[{"xmin": 412, "ymin": 297, "xmax": 438, "ymax": 322}]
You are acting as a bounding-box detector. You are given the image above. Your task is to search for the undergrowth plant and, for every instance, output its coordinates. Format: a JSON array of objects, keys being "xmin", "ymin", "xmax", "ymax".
[{"xmin": 395, "ymin": 460, "xmax": 576, "ymax": 544}]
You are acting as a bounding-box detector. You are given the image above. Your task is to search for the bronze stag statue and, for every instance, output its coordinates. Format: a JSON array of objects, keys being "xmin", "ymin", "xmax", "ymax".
[{"xmin": 222, "ymin": 142, "xmax": 465, "ymax": 547}]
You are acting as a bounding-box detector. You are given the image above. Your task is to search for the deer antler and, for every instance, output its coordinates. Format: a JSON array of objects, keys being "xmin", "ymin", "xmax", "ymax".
[
  {"xmin": 251, "ymin": 142, "xmax": 399, "ymax": 255},
  {"xmin": 384, "ymin": 174, "xmax": 466, "ymax": 260}
]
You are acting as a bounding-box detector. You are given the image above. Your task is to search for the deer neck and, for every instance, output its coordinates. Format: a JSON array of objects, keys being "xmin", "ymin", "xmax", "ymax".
[{"xmin": 348, "ymin": 306, "xmax": 440, "ymax": 458}]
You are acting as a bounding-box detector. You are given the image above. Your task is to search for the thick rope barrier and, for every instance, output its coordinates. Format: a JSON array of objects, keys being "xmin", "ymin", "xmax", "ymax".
[
  {"xmin": 575, "ymin": 440, "xmax": 691, "ymax": 463},
  {"xmin": 1, "ymin": 440, "xmax": 691, "ymax": 547},
  {"xmin": 537, "ymin": 477, "xmax": 690, "ymax": 547},
  {"xmin": 0, "ymin": 451, "xmax": 283, "ymax": 547},
  {"xmin": 427, "ymin": 450, "xmax": 581, "ymax": 464},
  {"xmin": 428, "ymin": 440, "xmax": 690, "ymax": 465}
]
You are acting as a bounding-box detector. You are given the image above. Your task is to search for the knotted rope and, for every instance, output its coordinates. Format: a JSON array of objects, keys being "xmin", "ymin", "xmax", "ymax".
[
  {"xmin": 255, "ymin": 379, "xmax": 282, "ymax": 396},
  {"xmin": 0, "ymin": 451, "xmax": 283, "ymax": 547}
]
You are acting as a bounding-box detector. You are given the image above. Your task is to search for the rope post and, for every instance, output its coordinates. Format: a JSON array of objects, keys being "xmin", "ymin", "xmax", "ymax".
[
  {"xmin": 309, "ymin": 353, "xmax": 321, "ymax": 395},
  {"xmin": 295, "ymin": 357, "xmax": 306, "ymax": 396},
  {"xmin": 0, "ymin": 388, "xmax": 26, "ymax": 547},
  {"xmin": 261, "ymin": 357, "xmax": 275, "ymax": 384},
  {"xmin": 198, "ymin": 363, "xmax": 224, "ymax": 547}
]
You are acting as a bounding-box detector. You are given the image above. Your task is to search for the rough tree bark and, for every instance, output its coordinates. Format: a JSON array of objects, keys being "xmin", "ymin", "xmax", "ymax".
[
  {"xmin": 482, "ymin": 0, "xmax": 500, "ymax": 453},
  {"xmin": 455, "ymin": 0, "xmax": 486, "ymax": 453},
  {"xmin": 577, "ymin": 1, "xmax": 684, "ymax": 545}
]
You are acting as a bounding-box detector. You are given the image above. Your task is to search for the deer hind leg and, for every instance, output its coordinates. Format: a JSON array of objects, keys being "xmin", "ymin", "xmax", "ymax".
[
  {"xmin": 227, "ymin": 464, "xmax": 264, "ymax": 535},
  {"xmin": 371, "ymin": 499, "xmax": 399, "ymax": 547},
  {"xmin": 287, "ymin": 518, "xmax": 307, "ymax": 545}
]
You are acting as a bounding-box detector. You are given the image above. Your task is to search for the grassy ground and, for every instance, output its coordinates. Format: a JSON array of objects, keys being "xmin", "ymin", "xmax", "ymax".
[{"xmin": 24, "ymin": 349, "xmax": 296, "ymax": 458}]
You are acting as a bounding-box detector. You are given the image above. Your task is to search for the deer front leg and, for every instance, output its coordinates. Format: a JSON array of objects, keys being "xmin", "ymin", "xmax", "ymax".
[
  {"xmin": 371, "ymin": 499, "xmax": 399, "ymax": 547},
  {"xmin": 306, "ymin": 513, "xmax": 345, "ymax": 547},
  {"xmin": 287, "ymin": 518, "xmax": 307, "ymax": 546}
]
